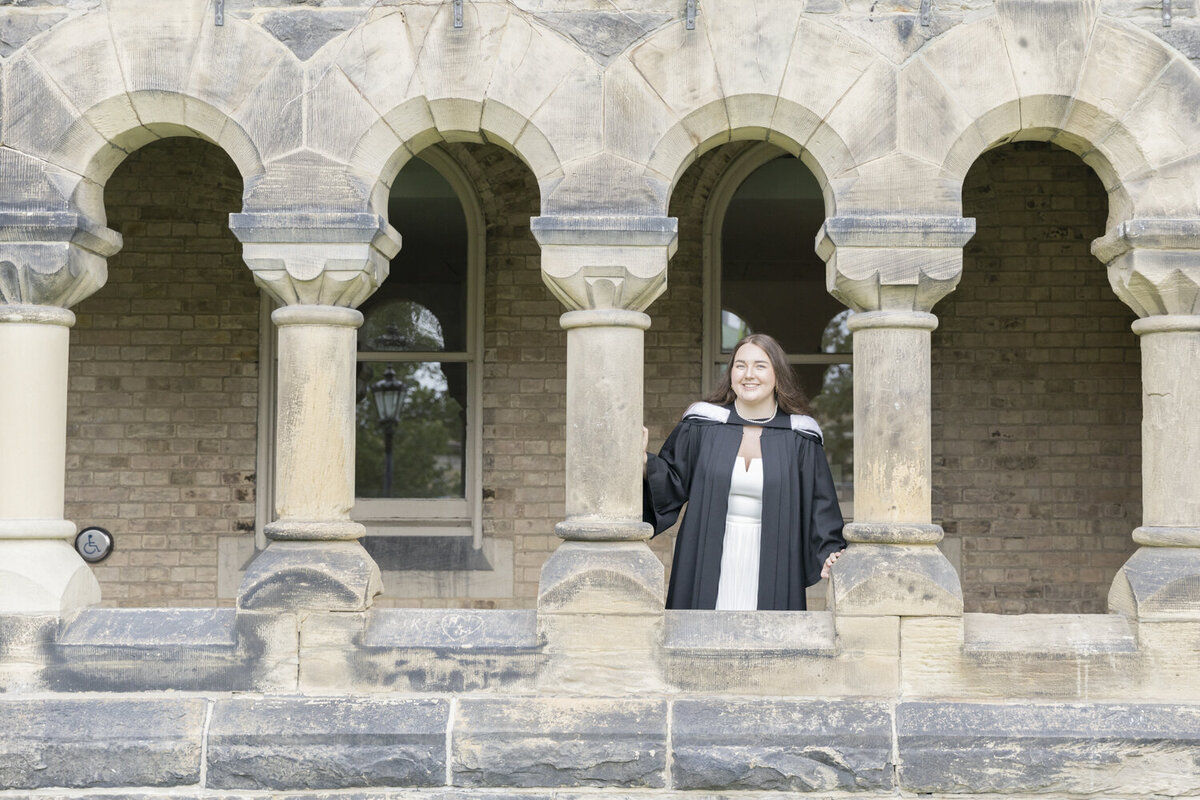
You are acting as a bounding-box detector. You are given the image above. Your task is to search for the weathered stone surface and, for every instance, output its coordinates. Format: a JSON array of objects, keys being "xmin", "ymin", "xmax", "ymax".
[
  {"xmin": 257, "ymin": 9, "xmax": 362, "ymax": 60},
  {"xmin": 531, "ymin": 11, "xmax": 672, "ymax": 66},
  {"xmin": 1110, "ymin": 546, "xmax": 1200, "ymax": 620},
  {"xmin": 897, "ymin": 701, "xmax": 1200, "ymax": 795},
  {"xmin": 0, "ymin": 698, "xmax": 204, "ymax": 789},
  {"xmin": 42, "ymin": 608, "xmax": 297, "ymax": 692},
  {"xmin": 238, "ymin": 540, "xmax": 381, "ymax": 611},
  {"xmin": 831, "ymin": 543, "xmax": 964, "ymax": 617},
  {"xmin": 0, "ymin": 9, "xmax": 69, "ymax": 56},
  {"xmin": 671, "ymin": 699, "xmax": 894, "ymax": 791},
  {"xmin": 452, "ymin": 697, "xmax": 667, "ymax": 788},
  {"xmin": 299, "ymin": 608, "xmax": 541, "ymax": 692},
  {"xmin": 207, "ymin": 696, "xmax": 448, "ymax": 790}
]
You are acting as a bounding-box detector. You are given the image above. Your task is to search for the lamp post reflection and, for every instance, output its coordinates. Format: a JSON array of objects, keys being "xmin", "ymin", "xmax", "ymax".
[{"xmin": 371, "ymin": 365, "xmax": 406, "ymax": 496}]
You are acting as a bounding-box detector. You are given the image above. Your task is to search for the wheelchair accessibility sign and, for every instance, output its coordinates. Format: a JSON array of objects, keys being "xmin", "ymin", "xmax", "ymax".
[{"xmin": 74, "ymin": 526, "xmax": 114, "ymax": 564}]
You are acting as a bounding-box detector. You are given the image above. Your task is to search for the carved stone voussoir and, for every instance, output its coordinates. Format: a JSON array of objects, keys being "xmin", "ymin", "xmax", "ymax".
[
  {"xmin": 0, "ymin": 211, "xmax": 122, "ymax": 308},
  {"xmin": 531, "ymin": 215, "xmax": 677, "ymax": 312},
  {"xmin": 228, "ymin": 212, "xmax": 402, "ymax": 308},
  {"xmin": 817, "ymin": 216, "xmax": 976, "ymax": 313},
  {"xmin": 1093, "ymin": 219, "xmax": 1200, "ymax": 317}
]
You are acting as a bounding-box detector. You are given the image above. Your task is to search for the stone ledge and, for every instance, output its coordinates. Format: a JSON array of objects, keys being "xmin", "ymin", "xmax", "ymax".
[
  {"xmin": 451, "ymin": 697, "xmax": 667, "ymax": 788},
  {"xmin": 962, "ymin": 613, "xmax": 1137, "ymax": 656},
  {"xmin": 41, "ymin": 608, "xmax": 297, "ymax": 692},
  {"xmin": 0, "ymin": 698, "xmax": 205, "ymax": 789},
  {"xmin": 298, "ymin": 609, "xmax": 542, "ymax": 692},
  {"xmin": 206, "ymin": 696, "xmax": 449, "ymax": 790},
  {"xmin": 671, "ymin": 699, "xmax": 894, "ymax": 792},
  {"xmin": 897, "ymin": 701, "xmax": 1200, "ymax": 795},
  {"xmin": 663, "ymin": 609, "xmax": 836, "ymax": 655}
]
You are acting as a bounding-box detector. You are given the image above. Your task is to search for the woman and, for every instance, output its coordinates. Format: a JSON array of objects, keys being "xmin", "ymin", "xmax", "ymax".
[{"xmin": 643, "ymin": 333, "xmax": 846, "ymax": 610}]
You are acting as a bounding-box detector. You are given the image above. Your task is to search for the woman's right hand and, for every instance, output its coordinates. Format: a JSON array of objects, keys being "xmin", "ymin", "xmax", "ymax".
[{"xmin": 642, "ymin": 426, "xmax": 649, "ymax": 471}]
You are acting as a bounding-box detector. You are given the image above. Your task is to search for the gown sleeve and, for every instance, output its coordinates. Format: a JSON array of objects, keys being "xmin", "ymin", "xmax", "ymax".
[
  {"xmin": 807, "ymin": 439, "xmax": 847, "ymax": 572},
  {"xmin": 643, "ymin": 420, "xmax": 698, "ymax": 537}
]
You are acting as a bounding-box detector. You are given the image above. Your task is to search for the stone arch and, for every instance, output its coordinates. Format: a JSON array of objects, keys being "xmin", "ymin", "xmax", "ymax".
[
  {"xmin": 906, "ymin": 9, "xmax": 1200, "ymax": 227},
  {"xmin": 617, "ymin": 12, "xmax": 892, "ymax": 218},
  {"xmin": 645, "ymin": 97, "xmax": 847, "ymax": 219},
  {"xmin": 4, "ymin": 6, "xmax": 289, "ymax": 221},
  {"xmin": 319, "ymin": 7, "xmax": 597, "ymax": 219},
  {"xmin": 350, "ymin": 99, "xmax": 557, "ymax": 220},
  {"xmin": 53, "ymin": 93, "xmax": 264, "ymax": 223}
]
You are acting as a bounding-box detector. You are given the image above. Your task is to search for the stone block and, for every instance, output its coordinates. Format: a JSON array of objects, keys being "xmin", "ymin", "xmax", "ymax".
[
  {"xmin": 1110, "ymin": 546, "xmax": 1200, "ymax": 620},
  {"xmin": 0, "ymin": 698, "xmax": 204, "ymax": 789},
  {"xmin": 42, "ymin": 607, "xmax": 298, "ymax": 692},
  {"xmin": 897, "ymin": 701, "xmax": 1200, "ymax": 795},
  {"xmin": 452, "ymin": 697, "xmax": 667, "ymax": 788},
  {"xmin": 259, "ymin": 9, "xmax": 363, "ymax": 61},
  {"xmin": 1122, "ymin": 57, "xmax": 1200, "ymax": 170},
  {"xmin": 107, "ymin": 0, "xmax": 206, "ymax": 93},
  {"xmin": 0, "ymin": 613, "xmax": 56, "ymax": 692},
  {"xmin": 661, "ymin": 610, "xmax": 895, "ymax": 695},
  {"xmin": 918, "ymin": 14, "xmax": 1020, "ymax": 134},
  {"xmin": 995, "ymin": 0, "xmax": 1096, "ymax": 101},
  {"xmin": 900, "ymin": 614, "xmax": 1151, "ymax": 700},
  {"xmin": 830, "ymin": 543, "xmax": 963, "ymax": 616},
  {"xmin": 306, "ymin": 61, "xmax": 382, "ymax": 162},
  {"xmin": 299, "ymin": 608, "xmax": 541, "ymax": 692},
  {"xmin": 237, "ymin": 540, "xmax": 382, "ymax": 611},
  {"xmin": 671, "ymin": 699, "xmax": 894, "ymax": 791},
  {"xmin": 823, "ymin": 59, "xmax": 898, "ymax": 168},
  {"xmin": 207, "ymin": 696, "xmax": 449, "ymax": 790},
  {"xmin": 705, "ymin": 0, "xmax": 805, "ymax": 100}
]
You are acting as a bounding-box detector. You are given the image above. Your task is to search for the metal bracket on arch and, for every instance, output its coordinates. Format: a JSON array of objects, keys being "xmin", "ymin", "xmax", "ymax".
[
  {"xmin": 1163, "ymin": 0, "xmax": 1172, "ymax": 27},
  {"xmin": 454, "ymin": 0, "xmax": 463, "ymax": 29},
  {"xmin": 920, "ymin": 0, "xmax": 932, "ymax": 27},
  {"xmin": 686, "ymin": 0, "xmax": 696, "ymax": 30}
]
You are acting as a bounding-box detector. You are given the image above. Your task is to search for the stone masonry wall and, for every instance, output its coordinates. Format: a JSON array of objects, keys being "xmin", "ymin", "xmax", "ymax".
[
  {"xmin": 66, "ymin": 138, "xmax": 1143, "ymax": 614},
  {"xmin": 932, "ymin": 142, "xmax": 1142, "ymax": 614},
  {"xmin": 65, "ymin": 137, "xmax": 257, "ymax": 608}
]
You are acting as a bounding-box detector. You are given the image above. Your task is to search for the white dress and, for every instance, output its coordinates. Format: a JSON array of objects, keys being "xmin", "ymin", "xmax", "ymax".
[{"xmin": 715, "ymin": 457, "xmax": 763, "ymax": 610}]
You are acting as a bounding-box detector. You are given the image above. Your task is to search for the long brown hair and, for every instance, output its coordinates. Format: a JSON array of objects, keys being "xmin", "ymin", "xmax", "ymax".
[{"xmin": 704, "ymin": 333, "xmax": 811, "ymax": 415}]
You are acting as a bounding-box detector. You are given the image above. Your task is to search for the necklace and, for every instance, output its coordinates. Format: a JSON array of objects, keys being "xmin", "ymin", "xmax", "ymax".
[{"xmin": 735, "ymin": 400, "xmax": 777, "ymax": 424}]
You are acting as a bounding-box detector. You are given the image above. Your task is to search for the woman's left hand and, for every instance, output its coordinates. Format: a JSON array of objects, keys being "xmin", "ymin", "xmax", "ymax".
[{"xmin": 820, "ymin": 549, "xmax": 845, "ymax": 579}]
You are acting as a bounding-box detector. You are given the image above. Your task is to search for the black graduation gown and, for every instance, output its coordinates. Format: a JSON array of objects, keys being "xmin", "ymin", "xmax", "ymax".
[{"xmin": 643, "ymin": 402, "xmax": 846, "ymax": 610}]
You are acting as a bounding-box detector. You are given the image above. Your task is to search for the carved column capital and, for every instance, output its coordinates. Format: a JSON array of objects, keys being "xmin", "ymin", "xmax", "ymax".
[
  {"xmin": 816, "ymin": 215, "xmax": 976, "ymax": 313},
  {"xmin": 228, "ymin": 212, "xmax": 402, "ymax": 308},
  {"xmin": 531, "ymin": 215, "xmax": 678, "ymax": 312},
  {"xmin": 1092, "ymin": 219, "xmax": 1200, "ymax": 317},
  {"xmin": 0, "ymin": 211, "xmax": 122, "ymax": 308}
]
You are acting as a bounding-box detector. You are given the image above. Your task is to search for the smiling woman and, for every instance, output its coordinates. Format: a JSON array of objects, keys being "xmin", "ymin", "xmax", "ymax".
[{"xmin": 643, "ymin": 333, "xmax": 847, "ymax": 610}]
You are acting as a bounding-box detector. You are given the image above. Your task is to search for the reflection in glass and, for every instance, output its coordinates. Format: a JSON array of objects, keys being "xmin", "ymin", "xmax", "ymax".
[
  {"xmin": 355, "ymin": 362, "xmax": 467, "ymax": 499},
  {"xmin": 359, "ymin": 299, "xmax": 448, "ymax": 352}
]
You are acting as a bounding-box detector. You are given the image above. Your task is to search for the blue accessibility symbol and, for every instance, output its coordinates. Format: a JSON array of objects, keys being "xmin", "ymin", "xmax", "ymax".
[{"xmin": 74, "ymin": 526, "xmax": 114, "ymax": 563}]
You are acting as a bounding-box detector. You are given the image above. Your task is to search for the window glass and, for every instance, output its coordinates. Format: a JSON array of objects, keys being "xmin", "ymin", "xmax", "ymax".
[
  {"xmin": 355, "ymin": 361, "xmax": 467, "ymax": 499},
  {"xmin": 353, "ymin": 155, "xmax": 472, "ymax": 505}
]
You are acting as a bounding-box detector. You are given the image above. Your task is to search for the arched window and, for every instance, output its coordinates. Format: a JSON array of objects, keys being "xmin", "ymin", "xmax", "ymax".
[{"xmin": 704, "ymin": 144, "xmax": 853, "ymax": 513}]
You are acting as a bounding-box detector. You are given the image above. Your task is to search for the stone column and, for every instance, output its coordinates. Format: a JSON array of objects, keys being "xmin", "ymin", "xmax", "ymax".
[
  {"xmin": 230, "ymin": 212, "xmax": 401, "ymax": 611},
  {"xmin": 817, "ymin": 216, "xmax": 975, "ymax": 616},
  {"xmin": 0, "ymin": 212, "xmax": 121, "ymax": 615},
  {"xmin": 1095, "ymin": 220, "xmax": 1200, "ymax": 620},
  {"xmin": 531, "ymin": 215, "xmax": 676, "ymax": 693}
]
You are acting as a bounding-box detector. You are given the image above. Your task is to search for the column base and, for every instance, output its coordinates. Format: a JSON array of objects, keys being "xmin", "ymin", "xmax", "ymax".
[
  {"xmin": 237, "ymin": 541, "xmax": 382, "ymax": 611},
  {"xmin": 537, "ymin": 540, "xmax": 666, "ymax": 694},
  {"xmin": 1109, "ymin": 546, "xmax": 1200, "ymax": 620},
  {"xmin": 538, "ymin": 540, "xmax": 664, "ymax": 614},
  {"xmin": 0, "ymin": 540, "xmax": 100, "ymax": 615},
  {"xmin": 830, "ymin": 543, "xmax": 963, "ymax": 617}
]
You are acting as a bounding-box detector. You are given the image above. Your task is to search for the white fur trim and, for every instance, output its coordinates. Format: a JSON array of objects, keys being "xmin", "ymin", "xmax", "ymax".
[
  {"xmin": 682, "ymin": 402, "xmax": 730, "ymax": 423},
  {"xmin": 791, "ymin": 414, "xmax": 824, "ymax": 442}
]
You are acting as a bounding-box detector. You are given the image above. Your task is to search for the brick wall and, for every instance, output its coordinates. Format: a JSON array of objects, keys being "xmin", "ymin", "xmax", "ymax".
[
  {"xmin": 66, "ymin": 137, "xmax": 257, "ymax": 607},
  {"xmin": 932, "ymin": 141, "xmax": 1142, "ymax": 614}
]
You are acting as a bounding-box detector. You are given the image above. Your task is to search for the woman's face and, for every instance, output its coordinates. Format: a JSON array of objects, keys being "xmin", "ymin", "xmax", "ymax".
[{"xmin": 730, "ymin": 342, "xmax": 776, "ymax": 406}]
